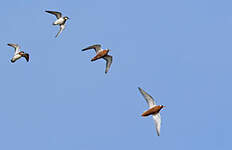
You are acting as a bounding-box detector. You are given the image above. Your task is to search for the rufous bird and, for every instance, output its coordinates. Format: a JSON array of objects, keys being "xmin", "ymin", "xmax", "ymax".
[
  {"xmin": 82, "ymin": 44, "xmax": 112, "ymax": 74},
  {"xmin": 138, "ymin": 87, "xmax": 166, "ymax": 136}
]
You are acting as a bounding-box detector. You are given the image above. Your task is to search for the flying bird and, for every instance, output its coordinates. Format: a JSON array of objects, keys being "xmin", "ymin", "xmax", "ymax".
[
  {"xmin": 7, "ymin": 43, "xmax": 29, "ymax": 63},
  {"xmin": 82, "ymin": 44, "xmax": 112, "ymax": 74},
  {"xmin": 45, "ymin": 10, "xmax": 69, "ymax": 38},
  {"xmin": 138, "ymin": 87, "xmax": 165, "ymax": 136}
]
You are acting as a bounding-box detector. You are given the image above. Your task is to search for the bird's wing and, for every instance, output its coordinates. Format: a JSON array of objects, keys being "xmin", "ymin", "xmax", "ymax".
[
  {"xmin": 8, "ymin": 43, "xmax": 20, "ymax": 54},
  {"xmin": 138, "ymin": 87, "xmax": 156, "ymax": 108},
  {"xmin": 23, "ymin": 53, "xmax": 29, "ymax": 62},
  {"xmin": 103, "ymin": 55, "xmax": 112, "ymax": 74},
  {"xmin": 55, "ymin": 24, "xmax": 65, "ymax": 38},
  {"xmin": 82, "ymin": 44, "xmax": 102, "ymax": 53},
  {"xmin": 45, "ymin": 10, "xmax": 62, "ymax": 19},
  {"xmin": 152, "ymin": 113, "xmax": 161, "ymax": 136}
]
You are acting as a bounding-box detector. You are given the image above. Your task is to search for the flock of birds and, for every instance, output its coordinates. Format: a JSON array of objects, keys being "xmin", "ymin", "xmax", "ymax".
[{"xmin": 7, "ymin": 10, "xmax": 166, "ymax": 136}]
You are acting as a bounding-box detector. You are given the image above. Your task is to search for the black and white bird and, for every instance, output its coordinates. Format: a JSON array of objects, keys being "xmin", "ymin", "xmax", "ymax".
[
  {"xmin": 45, "ymin": 10, "xmax": 69, "ymax": 38},
  {"xmin": 7, "ymin": 43, "xmax": 29, "ymax": 63}
]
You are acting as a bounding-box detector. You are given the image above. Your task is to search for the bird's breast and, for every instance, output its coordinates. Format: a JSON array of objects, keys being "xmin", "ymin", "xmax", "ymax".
[
  {"xmin": 53, "ymin": 18, "xmax": 64, "ymax": 25},
  {"xmin": 141, "ymin": 105, "xmax": 163, "ymax": 117},
  {"xmin": 91, "ymin": 50, "xmax": 109, "ymax": 61}
]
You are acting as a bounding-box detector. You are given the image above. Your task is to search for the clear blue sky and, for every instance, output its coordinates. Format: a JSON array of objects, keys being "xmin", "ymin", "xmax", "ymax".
[{"xmin": 0, "ymin": 0, "xmax": 231, "ymax": 149}]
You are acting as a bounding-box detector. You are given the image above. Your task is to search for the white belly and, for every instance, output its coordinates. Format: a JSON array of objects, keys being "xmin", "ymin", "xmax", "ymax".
[
  {"xmin": 12, "ymin": 54, "xmax": 22, "ymax": 62},
  {"xmin": 53, "ymin": 18, "xmax": 64, "ymax": 25}
]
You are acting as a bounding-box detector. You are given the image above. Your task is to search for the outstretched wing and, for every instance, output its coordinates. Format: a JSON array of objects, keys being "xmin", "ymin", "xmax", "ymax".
[
  {"xmin": 55, "ymin": 24, "xmax": 65, "ymax": 38},
  {"xmin": 138, "ymin": 87, "xmax": 156, "ymax": 108},
  {"xmin": 22, "ymin": 53, "xmax": 29, "ymax": 62},
  {"xmin": 152, "ymin": 113, "xmax": 161, "ymax": 136},
  {"xmin": 103, "ymin": 55, "xmax": 112, "ymax": 74},
  {"xmin": 45, "ymin": 10, "xmax": 62, "ymax": 19},
  {"xmin": 7, "ymin": 43, "xmax": 20, "ymax": 54},
  {"xmin": 82, "ymin": 44, "xmax": 102, "ymax": 53}
]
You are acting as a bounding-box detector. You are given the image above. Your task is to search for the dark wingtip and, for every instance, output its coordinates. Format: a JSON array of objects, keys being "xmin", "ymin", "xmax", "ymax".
[
  {"xmin": 24, "ymin": 54, "xmax": 30, "ymax": 62},
  {"xmin": 82, "ymin": 47, "xmax": 89, "ymax": 51},
  {"xmin": 91, "ymin": 57, "xmax": 97, "ymax": 61}
]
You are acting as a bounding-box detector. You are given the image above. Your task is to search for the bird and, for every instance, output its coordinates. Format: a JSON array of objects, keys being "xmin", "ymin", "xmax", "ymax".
[
  {"xmin": 138, "ymin": 87, "xmax": 165, "ymax": 136},
  {"xmin": 82, "ymin": 44, "xmax": 112, "ymax": 74},
  {"xmin": 45, "ymin": 10, "xmax": 69, "ymax": 38},
  {"xmin": 7, "ymin": 43, "xmax": 29, "ymax": 63}
]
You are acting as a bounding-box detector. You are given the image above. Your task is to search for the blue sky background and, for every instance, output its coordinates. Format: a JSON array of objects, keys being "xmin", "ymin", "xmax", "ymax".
[{"xmin": 0, "ymin": 0, "xmax": 231, "ymax": 149}]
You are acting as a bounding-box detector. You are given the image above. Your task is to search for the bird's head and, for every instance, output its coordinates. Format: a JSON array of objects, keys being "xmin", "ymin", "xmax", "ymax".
[
  {"xmin": 160, "ymin": 105, "xmax": 166, "ymax": 109},
  {"xmin": 64, "ymin": 16, "xmax": 69, "ymax": 20},
  {"xmin": 19, "ymin": 51, "xmax": 24, "ymax": 55}
]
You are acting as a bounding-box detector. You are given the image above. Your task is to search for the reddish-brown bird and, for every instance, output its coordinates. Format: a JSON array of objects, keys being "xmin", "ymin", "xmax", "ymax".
[
  {"xmin": 82, "ymin": 44, "xmax": 112, "ymax": 74},
  {"xmin": 138, "ymin": 87, "xmax": 166, "ymax": 136}
]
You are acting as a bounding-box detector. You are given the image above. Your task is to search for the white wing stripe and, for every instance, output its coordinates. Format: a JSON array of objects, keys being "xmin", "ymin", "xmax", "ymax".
[
  {"xmin": 138, "ymin": 87, "xmax": 156, "ymax": 108},
  {"xmin": 153, "ymin": 113, "xmax": 161, "ymax": 136},
  {"xmin": 56, "ymin": 24, "xmax": 65, "ymax": 38}
]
